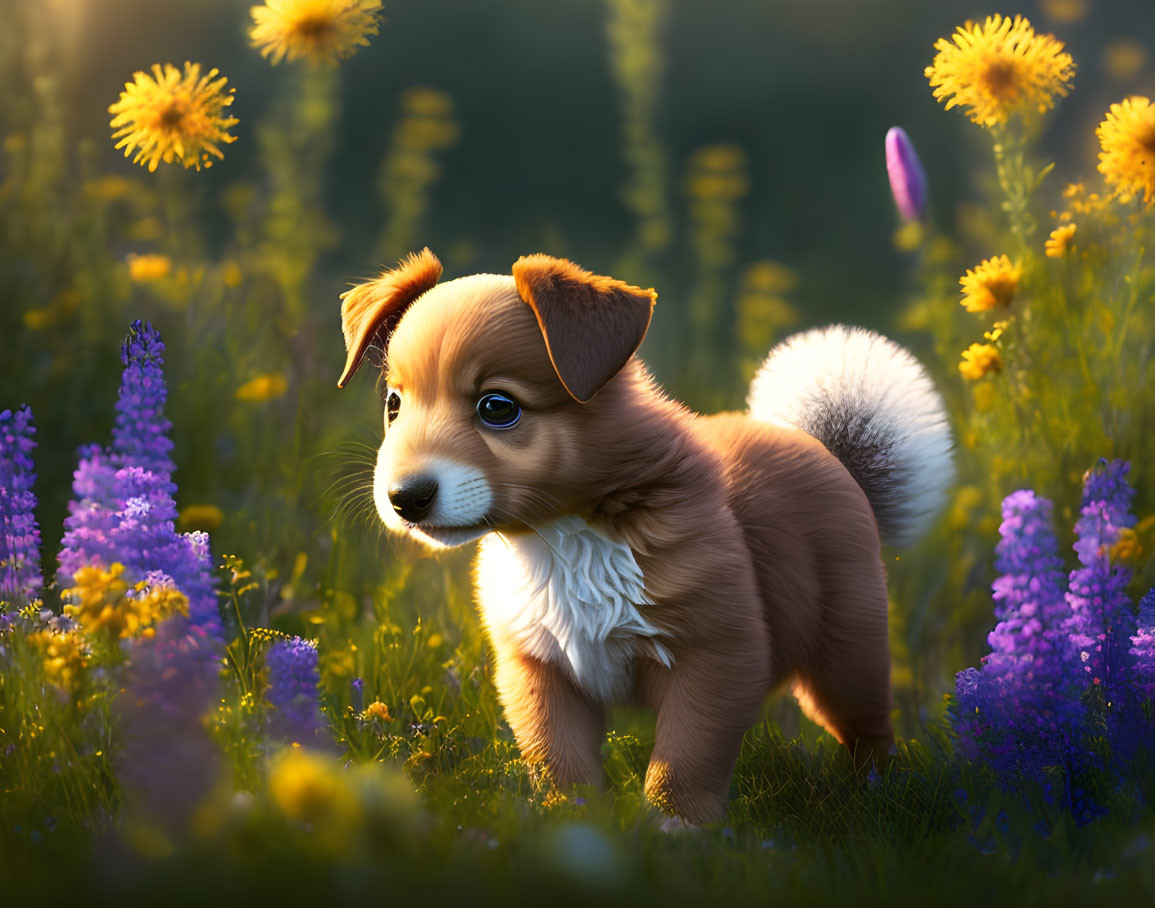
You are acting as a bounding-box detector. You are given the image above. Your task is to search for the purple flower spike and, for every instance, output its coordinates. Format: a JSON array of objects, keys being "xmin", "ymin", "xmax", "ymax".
[
  {"xmin": 885, "ymin": 126, "xmax": 927, "ymax": 221},
  {"xmin": 0, "ymin": 406, "xmax": 42, "ymax": 603},
  {"xmin": 113, "ymin": 320, "xmax": 175, "ymax": 483},
  {"xmin": 986, "ymin": 490, "xmax": 1071, "ymax": 699},
  {"xmin": 266, "ymin": 637, "xmax": 328, "ymax": 746},
  {"xmin": 1131, "ymin": 589, "xmax": 1155, "ymax": 702}
]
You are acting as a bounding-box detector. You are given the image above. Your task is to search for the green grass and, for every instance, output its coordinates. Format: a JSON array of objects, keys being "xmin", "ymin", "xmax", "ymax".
[{"xmin": 5, "ymin": 548, "xmax": 1154, "ymax": 906}]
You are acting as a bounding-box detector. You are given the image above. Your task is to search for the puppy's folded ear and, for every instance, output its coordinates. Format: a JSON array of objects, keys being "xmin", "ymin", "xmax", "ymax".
[
  {"xmin": 512, "ymin": 254, "xmax": 656, "ymax": 403},
  {"xmin": 337, "ymin": 248, "xmax": 443, "ymax": 388}
]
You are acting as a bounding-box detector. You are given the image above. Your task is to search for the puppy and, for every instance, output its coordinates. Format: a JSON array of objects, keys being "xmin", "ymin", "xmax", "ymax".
[{"xmin": 337, "ymin": 249, "xmax": 953, "ymax": 824}]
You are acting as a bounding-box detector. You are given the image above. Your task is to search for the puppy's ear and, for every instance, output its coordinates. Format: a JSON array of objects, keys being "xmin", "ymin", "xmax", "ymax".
[
  {"xmin": 512, "ymin": 254, "xmax": 655, "ymax": 403},
  {"xmin": 337, "ymin": 248, "xmax": 443, "ymax": 388}
]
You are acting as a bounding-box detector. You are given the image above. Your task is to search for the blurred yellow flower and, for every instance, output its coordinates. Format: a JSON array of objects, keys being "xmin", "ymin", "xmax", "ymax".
[
  {"xmin": 959, "ymin": 255, "xmax": 1021, "ymax": 312},
  {"xmin": 126, "ymin": 253, "xmax": 172, "ymax": 282},
  {"xmin": 250, "ymin": 0, "xmax": 382, "ymax": 66},
  {"xmin": 63, "ymin": 564, "xmax": 188, "ymax": 641},
  {"xmin": 1038, "ymin": 0, "xmax": 1088, "ymax": 25},
  {"xmin": 236, "ymin": 373, "xmax": 289, "ymax": 402},
  {"xmin": 364, "ymin": 700, "xmax": 392, "ymax": 722},
  {"xmin": 269, "ymin": 748, "xmax": 360, "ymax": 834},
  {"xmin": 959, "ymin": 343, "xmax": 1002, "ymax": 380},
  {"xmin": 1109, "ymin": 527, "xmax": 1142, "ymax": 565},
  {"xmin": 1097, "ymin": 96, "xmax": 1155, "ymax": 206},
  {"xmin": 1102, "ymin": 40, "xmax": 1146, "ymax": 83},
  {"xmin": 85, "ymin": 175, "xmax": 136, "ymax": 202},
  {"xmin": 221, "ymin": 261, "xmax": 243, "ymax": 288},
  {"xmin": 684, "ymin": 144, "xmax": 750, "ymax": 202},
  {"xmin": 926, "ymin": 15, "xmax": 1075, "ymax": 127},
  {"xmin": 1045, "ymin": 223, "xmax": 1077, "ymax": 257},
  {"xmin": 179, "ymin": 504, "xmax": 225, "ymax": 532},
  {"xmin": 28, "ymin": 629, "xmax": 88, "ymax": 692},
  {"xmin": 971, "ymin": 381, "xmax": 997, "ymax": 412},
  {"xmin": 109, "ymin": 62, "xmax": 238, "ymax": 172}
]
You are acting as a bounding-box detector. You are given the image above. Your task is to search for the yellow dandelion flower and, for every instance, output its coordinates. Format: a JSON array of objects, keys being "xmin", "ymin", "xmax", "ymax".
[
  {"xmin": 127, "ymin": 253, "xmax": 172, "ymax": 282},
  {"xmin": 109, "ymin": 62, "xmax": 238, "ymax": 172},
  {"xmin": 925, "ymin": 15, "xmax": 1075, "ymax": 127},
  {"xmin": 249, "ymin": 0, "xmax": 382, "ymax": 66},
  {"xmin": 1097, "ymin": 96, "xmax": 1155, "ymax": 206},
  {"xmin": 236, "ymin": 373, "xmax": 289, "ymax": 402},
  {"xmin": 959, "ymin": 255, "xmax": 1022, "ymax": 313},
  {"xmin": 959, "ymin": 343, "xmax": 1003, "ymax": 381},
  {"xmin": 1045, "ymin": 223, "xmax": 1077, "ymax": 257},
  {"xmin": 364, "ymin": 700, "xmax": 392, "ymax": 722},
  {"xmin": 179, "ymin": 504, "xmax": 225, "ymax": 532}
]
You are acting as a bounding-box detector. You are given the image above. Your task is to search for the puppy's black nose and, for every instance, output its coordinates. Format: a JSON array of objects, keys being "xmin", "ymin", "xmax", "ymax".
[{"xmin": 389, "ymin": 476, "xmax": 438, "ymax": 523}]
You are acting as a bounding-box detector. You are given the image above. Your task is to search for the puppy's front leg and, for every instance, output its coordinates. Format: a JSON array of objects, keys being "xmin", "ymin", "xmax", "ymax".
[
  {"xmin": 491, "ymin": 639, "xmax": 605, "ymax": 792},
  {"xmin": 642, "ymin": 651, "xmax": 768, "ymax": 825}
]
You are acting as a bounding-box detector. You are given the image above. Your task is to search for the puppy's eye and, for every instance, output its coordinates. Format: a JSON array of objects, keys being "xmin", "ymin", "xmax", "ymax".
[
  {"xmin": 386, "ymin": 389, "xmax": 401, "ymax": 424},
  {"xmin": 477, "ymin": 392, "xmax": 521, "ymax": 430}
]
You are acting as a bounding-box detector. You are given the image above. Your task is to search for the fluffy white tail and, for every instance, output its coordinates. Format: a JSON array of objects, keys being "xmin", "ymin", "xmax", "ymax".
[{"xmin": 748, "ymin": 325, "xmax": 954, "ymax": 547}]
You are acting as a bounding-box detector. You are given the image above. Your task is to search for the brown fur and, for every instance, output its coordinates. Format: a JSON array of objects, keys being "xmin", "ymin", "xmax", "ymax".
[
  {"xmin": 338, "ymin": 247, "xmax": 443, "ymax": 388},
  {"xmin": 340, "ymin": 253, "xmax": 894, "ymax": 824}
]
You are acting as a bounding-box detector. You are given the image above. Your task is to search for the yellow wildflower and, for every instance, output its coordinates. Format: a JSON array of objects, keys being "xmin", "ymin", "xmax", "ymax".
[
  {"xmin": 1109, "ymin": 527, "xmax": 1142, "ymax": 565},
  {"xmin": 109, "ymin": 62, "xmax": 238, "ymax": 172},
  {"xmin": 926, "ymin": 15, "xmax": 1075, "ymax": 127},
  {"xmin": 236, "ymin": 373, "xmax": 289, "ymax": 402},
  {"xmin": 1097, "ymin": 96, "xmax": 1155, "ymax": 206},
  {"xmin": 221, "ymin": 261, "xmax": 243, "ymax": 288},
  {"xmin": 1038, "ymin": 0, "xmax": 1088, "ymax": 25},
  {"xmin": 959, "ymin": 255, "xmax": 1022, "ymax": 313},
  {"xmin": 63, "ymin": 564, "xmax": 187, "ymax": 641},
  {"xmin": 127, "ymin": 253, "xmax": 172, "ymax": 282},
  {"xmin": 959, "ymin": 343, "xmax": 1002, "ymax": 380},
  {"xmin": 1045, "ymin": 223, "xmax": 1077, "ymax": 257},
  {"xmin": 249, "ymin": 0, "xmax": 383, "ymax": 66},
  {"xmin": 971, "ymin": 381, "xmax": 997, "ymax": 412},
  {"xmin": 179, "ymin": 504, "xmax": 225, "ymax": 532},
  {"xmin": 364, "ymin": 700, "xmax": 392, "ymax": 722},
  {"xmin": 1102, "ymin": 40, "xmax": 1146, "ymax": 83},
  {"xmin": 85, "ymin": 175, "xmax": 137, "ymax": 203},
  {"xmin": 268, "ymin": 748, "xmax": 360, "ymax": 830},
  {"xmin": 29, "ymin": 629, "xmax": 88, "ymax": 691}
]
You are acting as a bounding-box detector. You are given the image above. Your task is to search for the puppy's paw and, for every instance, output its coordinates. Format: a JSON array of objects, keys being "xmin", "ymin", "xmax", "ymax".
[{"xmin": 656, "ymin": 813, "xmax": 700, "ymax": 835}]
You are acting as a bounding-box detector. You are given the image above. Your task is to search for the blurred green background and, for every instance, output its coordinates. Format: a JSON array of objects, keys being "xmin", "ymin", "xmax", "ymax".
[{"xmin": 3, "ymin": 0, "xmax": 1154, "ymax": 716}]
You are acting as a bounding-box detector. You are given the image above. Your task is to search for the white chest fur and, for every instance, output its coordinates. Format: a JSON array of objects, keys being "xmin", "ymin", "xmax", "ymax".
[{"xmin": 476, "ymin": 515, "xmax": 673, "ymax": 701}]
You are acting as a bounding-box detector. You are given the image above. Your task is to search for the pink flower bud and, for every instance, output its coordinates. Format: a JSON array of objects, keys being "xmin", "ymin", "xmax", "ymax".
[{"xmin": 885, "ymin": 127, "xmax": 927, "ymax": 221}]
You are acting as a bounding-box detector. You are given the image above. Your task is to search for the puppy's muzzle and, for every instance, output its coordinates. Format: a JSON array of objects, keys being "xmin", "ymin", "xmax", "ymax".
[{"xmin": 389, "ymin": 475, "xmax": 438, "ymax": 523}]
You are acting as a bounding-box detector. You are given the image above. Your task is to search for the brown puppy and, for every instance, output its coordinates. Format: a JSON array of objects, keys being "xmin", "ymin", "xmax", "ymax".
[{"xmin": 338, "ymin": 249, "xmax": 953, "ymax": 824}]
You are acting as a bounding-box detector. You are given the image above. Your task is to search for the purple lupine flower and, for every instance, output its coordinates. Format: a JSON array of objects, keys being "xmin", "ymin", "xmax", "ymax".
[
  {"xmin": 112, "ymin": 320, "xmax": 175, "ymax": 484},
  {"xmin": 266, "ymin": 637, "xmax": 327, "ymax": 746},
  {"xmin": 60, "ymin": 320, "xmax": 174, "ymax": 584},
  {"xmin": 106, "ymin": 466, "xmax": 223, "ymax": 640},
  {"xmin": 885, "ymin": 126, "xmax": 927, "ymax": 221},
  {"xmin": 58, "ymin": 444, "xmax": 120, "ymax": 583},
  {"xmin": 1064, "ymin": 462, "xmax": 1137, "ymax": 697},
  {"xmin": 57, "ymin": 322, "xmax": 222, "ymax": 639},
  {"xmin": 0, "ymin": 406, "xmax": 42, "ymax": 603},
  {"xmin": 1130, "ymin": 588, "xmax": 1155, "ymax": 703},
  {"xmin": 116, "ymin": 613, "xmax": 221, "ymax": 831},
  {"xmin": 986, "ymin": 490, "xmax": 1070, "ymax": 693}
]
